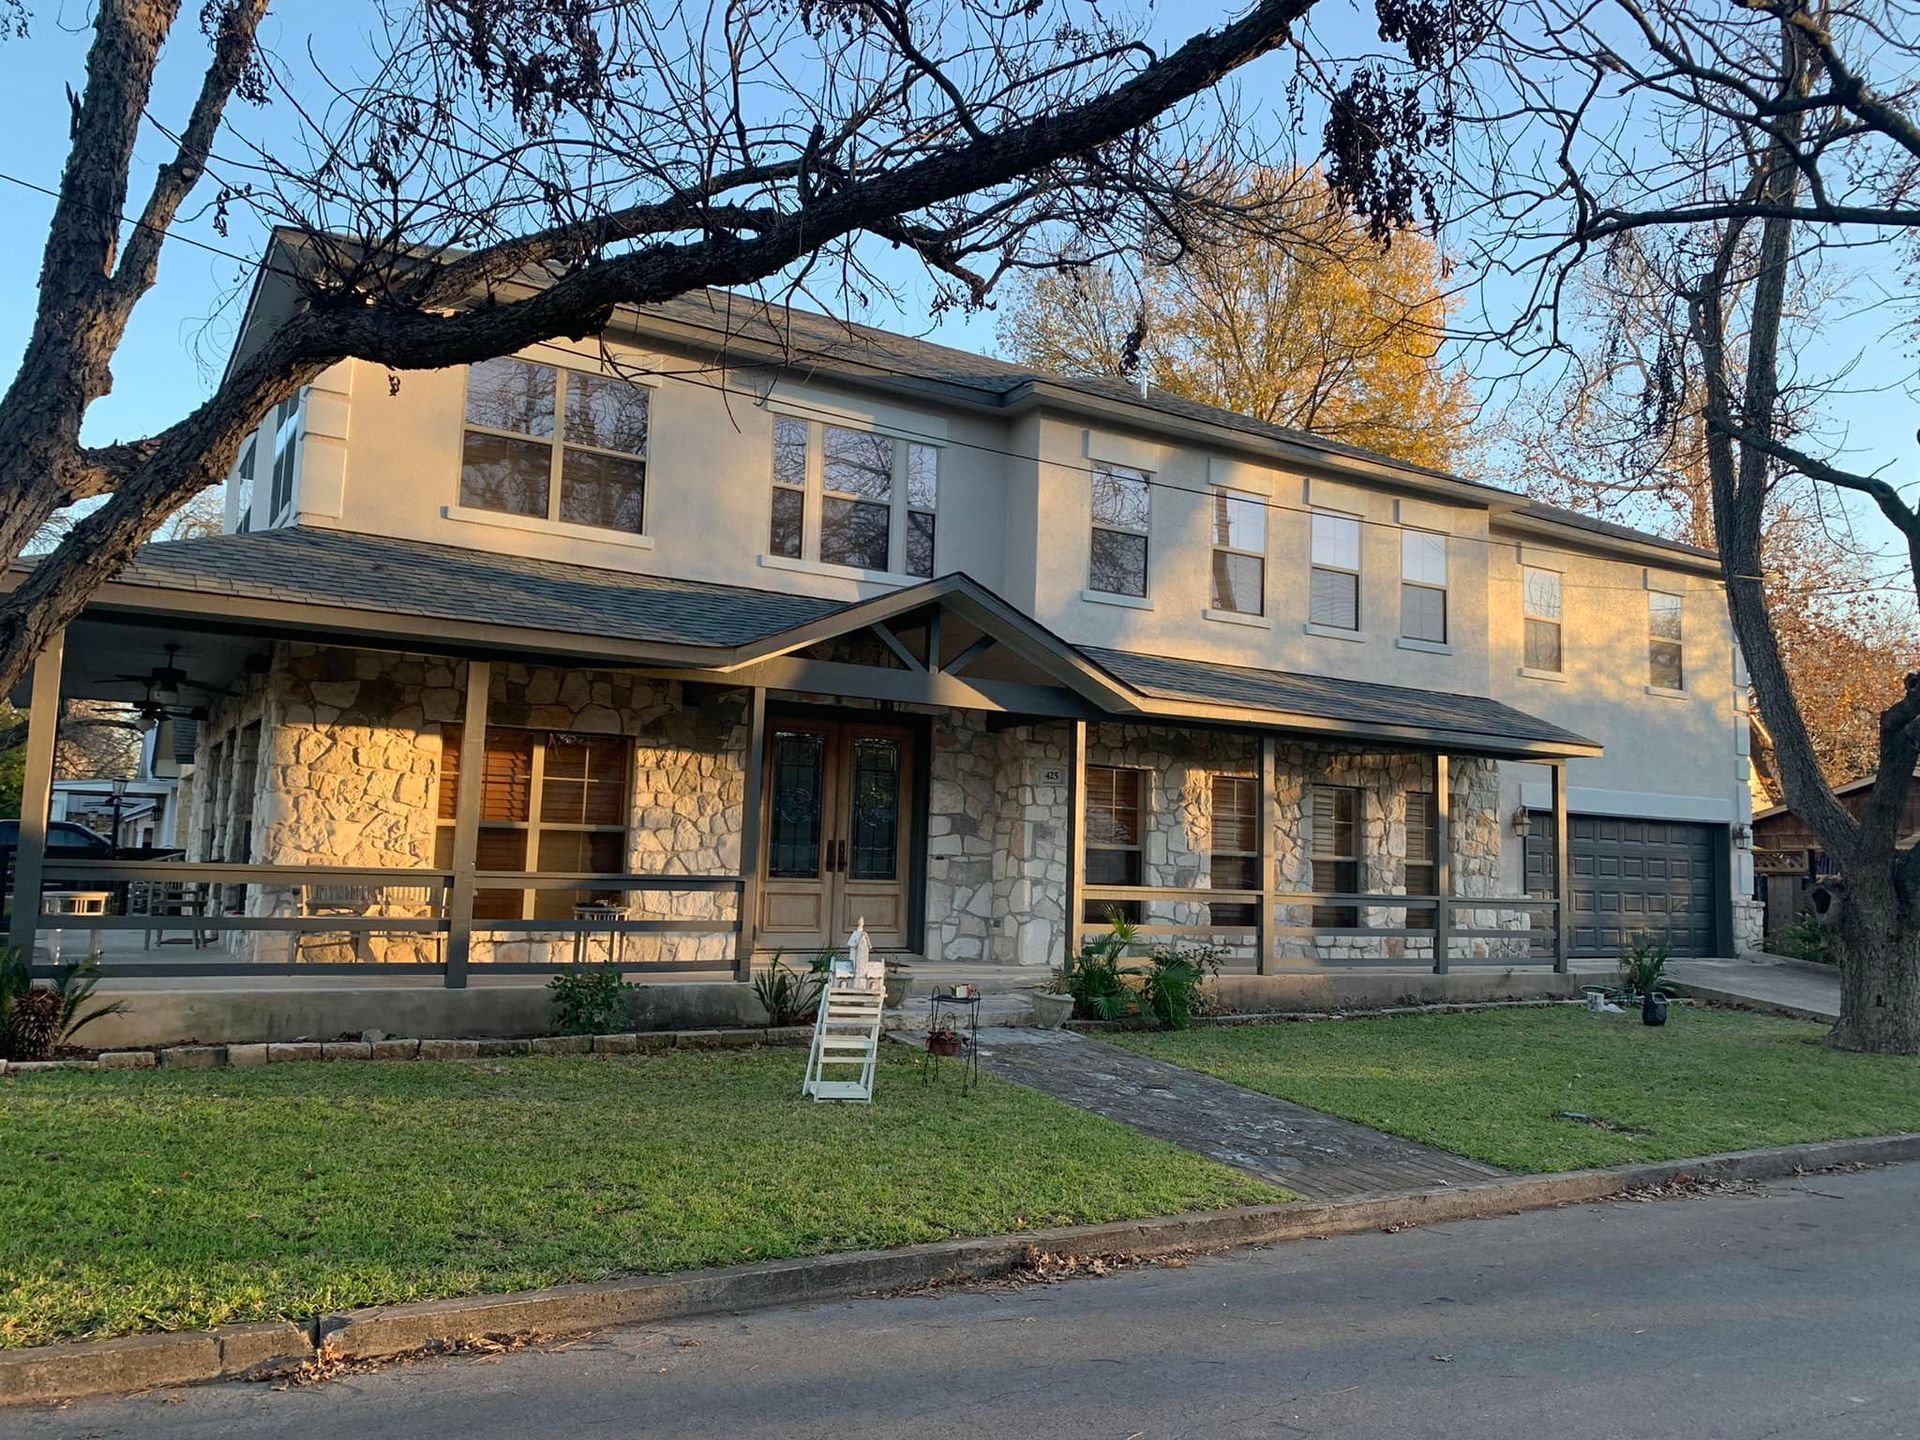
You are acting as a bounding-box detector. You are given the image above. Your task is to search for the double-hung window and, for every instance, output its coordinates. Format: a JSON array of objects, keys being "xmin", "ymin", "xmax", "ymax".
[
  {"xmin": 1310, "ymin": 785, "xmax": 1360, "ymax": 929},
  {"xmin": 267, "ymin": 391, "xmax": 305, "ymax": 524},
  {"xmin": 1209, "ymin": 775, "xmax": 1260, "ymax": 926},
  {"xmin": 1209, "ymin": 490, "xmax": 1266, "ymax": 615},
  {"xmin": 1649, "ymin": 590, "xmax": 1685, "ymax": 689},
  {"xmin": 460, "ymin": 357, "xmax": 649, "ymax": 533},
  {"xmin": 1405, "ymin": 791, "xmax": 1438, "ymax": 929},
  {"xmin": 1309, "ymin": 512, "xmax": 1362, "ymax": 630},
  {"xmin": 1084, "ymin": 766, "xmax": 1144, "ymax": 922},
  {"xmin": 437, "ymin": 725, "xmax": 633, "ymax": 921},
  {"xmin": 767, "ymin": 418, "xmax": 938, "ymax": 577},
  {"xmin": 1089, "ymin": 463, "xmax": 1151, "ymax": 598},
  {"xmin": 1400, "ymin": 529, "xmax": 1448, "ymax": 644},
  {"xmin": 1523, "ymin": 567, "xmax": 1564, "ymax": 672}
]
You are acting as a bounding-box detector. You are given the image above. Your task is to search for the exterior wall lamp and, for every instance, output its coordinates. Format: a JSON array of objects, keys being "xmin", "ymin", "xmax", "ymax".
[
  {"xmin": 1732, "ymin": 822, "xmax": 1752, "ymax": 849},
  {"xmin": 1510, "ymin": 806, "xmax": 1532, "ymax": 839}
]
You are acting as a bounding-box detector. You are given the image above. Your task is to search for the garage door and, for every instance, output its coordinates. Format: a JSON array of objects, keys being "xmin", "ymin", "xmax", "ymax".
[{"xmin": 1526, "ymin": 815, "xmax": 1723, "ymax": 957}]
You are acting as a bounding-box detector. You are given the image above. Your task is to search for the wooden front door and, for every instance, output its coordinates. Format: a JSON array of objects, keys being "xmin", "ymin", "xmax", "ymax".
[{"xmin": 758, "ymin": 717, "xmax": 917, "ymax": 952}]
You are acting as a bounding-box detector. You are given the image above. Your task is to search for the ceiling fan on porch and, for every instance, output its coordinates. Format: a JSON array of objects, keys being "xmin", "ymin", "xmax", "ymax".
[{"xmin": 110, "ymin": 644, "xmax": 233, "ymax": 716}]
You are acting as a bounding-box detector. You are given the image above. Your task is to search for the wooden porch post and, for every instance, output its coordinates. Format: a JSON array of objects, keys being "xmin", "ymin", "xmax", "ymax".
[
  {"xmin": 1258, "ymin": 733, "xmax": 1277, "ymax": 976},
  {"xmin": 1432, "ymin": 753, "xmax": 1452, "ymax": 975},
  {"xmin": 1064, "ymin": 718, "xmax": 1087, "ymax": 965},
  {"xmin": 1551, "ymin": 759, "xmax": 1572, "ymax": 973},
  {"xmin": 735, "ymin": 685, "xmax": 768, "ymax": 981},
  {"xmin": 443, "ymin": 658, "xmax": 490, "ymax": 988},
  {"xmin": 8, "ymin": 628, "xmax": 65, "ymax": 963}
]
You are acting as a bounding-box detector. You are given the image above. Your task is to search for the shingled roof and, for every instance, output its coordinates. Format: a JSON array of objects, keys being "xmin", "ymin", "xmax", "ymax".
[
  {"xmin": 103, "ymin": 527, "xmax": 843, "ymax": 649},
  {"xmin": 1085, "ymin": 647, "xmax": 1596, "ymax": 751}
]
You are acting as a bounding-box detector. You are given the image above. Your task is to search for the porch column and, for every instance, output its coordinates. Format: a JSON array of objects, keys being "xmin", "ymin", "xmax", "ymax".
[
  {"xmin": 7, "ymin": 628, "xmax": 64, "ymax": 963},
  {"xmin": 1551, "ymin": 759, "xmax": 1571, "ymax": 973},
  {"xmin": 443, "ymin": 658, "xmax": 490, "ymax": 988},
  {"xmin": 1064, "ymin": 718, "xmax": 1087, "ymax": 965},
  {"xmin": 734, "ymin": 685, "xmax": 767, "ymax": 981},
  {"xmin": 1432, "ymin": 753, "xmax": 1452, "ymax": 976},
  {"xmin": 1257, "ymin": 734, "xmax": 1277, "ymax": 976}
]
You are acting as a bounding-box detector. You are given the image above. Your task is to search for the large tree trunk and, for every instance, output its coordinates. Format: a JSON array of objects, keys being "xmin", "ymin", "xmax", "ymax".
[{"xmin": 1821, "ymin": 866, "xmax": 1920, "ymax": 1055}]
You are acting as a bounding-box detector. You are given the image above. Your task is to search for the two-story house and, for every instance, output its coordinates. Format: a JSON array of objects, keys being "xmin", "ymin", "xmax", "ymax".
[{"xmin": 13, "ymin": 238, "xmax": 1761, "ymax": 982}]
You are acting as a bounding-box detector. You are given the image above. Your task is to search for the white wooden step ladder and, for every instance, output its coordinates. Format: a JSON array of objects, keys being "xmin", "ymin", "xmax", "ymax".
[{"xmin": 803, "ymin": 920, "xmax": 887, "ymax": 1103}]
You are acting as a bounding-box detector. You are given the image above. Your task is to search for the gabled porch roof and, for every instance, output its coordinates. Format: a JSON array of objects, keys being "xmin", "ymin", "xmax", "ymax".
[{"xmin": 22, "ymin": 527, "xmax": 1601, "ymax": 760}]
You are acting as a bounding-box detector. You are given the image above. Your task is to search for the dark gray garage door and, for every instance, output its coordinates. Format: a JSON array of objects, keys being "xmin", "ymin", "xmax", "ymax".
[{"xmin": 1526, "ymin": 815, "xmax": 1723, "ymax": 957}]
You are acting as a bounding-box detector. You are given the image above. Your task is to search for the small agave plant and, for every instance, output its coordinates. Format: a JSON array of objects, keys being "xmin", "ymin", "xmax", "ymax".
[{"xmin": 0, "ymin": 946, "xmax": 128, "ymax": 1061}]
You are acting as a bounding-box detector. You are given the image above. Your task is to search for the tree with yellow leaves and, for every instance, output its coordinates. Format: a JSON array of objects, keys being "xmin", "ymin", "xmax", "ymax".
[{"xmin": 996, "ymin": 167, "xmax": 1474, "ymax": 471}]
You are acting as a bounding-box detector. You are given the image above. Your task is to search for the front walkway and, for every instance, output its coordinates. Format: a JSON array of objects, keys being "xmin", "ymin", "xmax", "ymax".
[
  {"xmin": 969, "ymin": 1028, "xmax": 1505, "ymax": 1201},
  {"xmin": 1666, "ymin": 954, "xmax": 1840, "ymax": 1020}
]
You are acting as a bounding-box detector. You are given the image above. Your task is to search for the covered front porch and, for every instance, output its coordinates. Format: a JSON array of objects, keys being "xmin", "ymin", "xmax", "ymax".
[{"xmin": 6, "ymin": 529, "xmax": 1597, "ymax": 989}]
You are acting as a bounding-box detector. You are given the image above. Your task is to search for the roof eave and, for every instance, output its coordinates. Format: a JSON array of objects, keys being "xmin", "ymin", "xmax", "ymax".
[{"xmin": 1494, "ymin": 510, "xmax": 1723, "ymax": 578}]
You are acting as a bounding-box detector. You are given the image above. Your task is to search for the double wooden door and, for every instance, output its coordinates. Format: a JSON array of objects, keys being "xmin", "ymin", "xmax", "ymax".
[{"xmin": 758, "ymin": 716, "xmax": 917, "ymax": 951}]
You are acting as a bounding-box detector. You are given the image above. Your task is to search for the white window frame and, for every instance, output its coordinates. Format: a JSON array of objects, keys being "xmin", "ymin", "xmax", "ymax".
[
  {"xmin": 1208, "ymin": 489, "xmax": 1267, "ymax": 617},
  {"xmin": 1648, "ymin": 589, "xmax": 1685, "ymax": 691},
  {"xmin": 267, "ymin": 390, "xmax": 306, "ymax": 526},
  {"xmin": 1399, "ymin": 528, "xmax": 1448, "ymax": 645},
  {"xmin": 1088, "ymin": 462, "xmax": 1152, "ymax": 599},
  {"xmin": 456, "ymin": 357, "xmax": 654, "ymax": 537},
  {"xmin": 760, "ymin": 411, "xmax": 941, "ymax": 580},
  {"xmin": 1522, "ymin": 566, "xmax": 1564, "ymax": 674},
  {"xmin": 1308, "ymin": 510, "xmax": 1362, "ymax": 632}
]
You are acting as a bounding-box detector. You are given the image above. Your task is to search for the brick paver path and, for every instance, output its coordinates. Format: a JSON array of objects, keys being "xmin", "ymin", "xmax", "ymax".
[{"xmin": 969, "ymin": 1027, "xmax": 1505, "ymax": 1201}]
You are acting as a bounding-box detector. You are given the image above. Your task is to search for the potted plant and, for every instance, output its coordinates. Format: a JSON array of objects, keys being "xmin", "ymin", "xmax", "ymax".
[
  {"xmin": 1618, "ymin": 935, "xmax": 1671, "ymax": 1026},
  {"xmin": 926, "ymin": 1017, "xmax": 963, "ymax": 1057},
  {"xmin": 883, "ymin": 959, "xmax": 911, "ymax": 1010},
  {"xmin": 1028, "ymin": 970, "xmax": 1075, "ymax": 1029}
]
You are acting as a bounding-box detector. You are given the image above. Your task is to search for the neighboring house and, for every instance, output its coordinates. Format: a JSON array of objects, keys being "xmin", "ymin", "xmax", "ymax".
[
  {"xmin": 1751, "ymin": 770, "xmax": 1920, "ymax": 936},
  {"xmin": 6, "ymin": 236, "xmax": 1761, "ymax": 975}
]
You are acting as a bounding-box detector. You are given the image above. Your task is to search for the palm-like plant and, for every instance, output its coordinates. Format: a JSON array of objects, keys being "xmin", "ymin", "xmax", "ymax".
[{"xmin": 0, "ymin": 946, "xmax": 128, "ymax": 1060}]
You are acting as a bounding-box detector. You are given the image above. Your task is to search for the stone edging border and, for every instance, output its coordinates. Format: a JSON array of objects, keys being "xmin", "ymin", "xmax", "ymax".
[
  {"xmin": 0, "ymin": 1026, "xmax": 817, "ymax": 1075},
  {"xmin": 6, "ymin": 1130, "xmax": 1916, "ymax": 1408}
]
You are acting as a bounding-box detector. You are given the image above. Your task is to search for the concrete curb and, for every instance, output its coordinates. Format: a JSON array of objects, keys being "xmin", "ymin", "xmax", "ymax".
[{"xmin": 6, "ymin": 1131, "xmax": 1917, "ymax": 1407}]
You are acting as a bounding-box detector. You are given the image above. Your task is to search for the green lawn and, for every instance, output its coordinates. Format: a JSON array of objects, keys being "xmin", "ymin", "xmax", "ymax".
[
  {"xmin": 1107, "ymin": 1006, "xmax": 1920, "ymax": 1173},
  {"xmin": 0, "ymin": 1048, "xmax": 1279, "ymax": 1349}
]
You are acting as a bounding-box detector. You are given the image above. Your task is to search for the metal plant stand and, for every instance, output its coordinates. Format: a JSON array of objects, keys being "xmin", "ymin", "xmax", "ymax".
[{"xmin": 921, "ymin": 988, "xmax": 981, "ymax": 1093}]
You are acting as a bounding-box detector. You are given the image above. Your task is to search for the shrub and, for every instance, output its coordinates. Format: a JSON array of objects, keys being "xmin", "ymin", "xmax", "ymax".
[
  {"xmin": 1138, "ymin": 942, "xmax": 1225, "ymax": 1030},
  {"xmin": 1618, "ymin": 934, "xmax": 1670, "ymax": 998},
  {"xmin": 1768, "ymin": 910, "xmax": 1834, "ymax": 965},
  {"xmin": 0, "ymin": 947, "xmax": 128, "ymax": 1060},
  {"xmin": 547, "ymin": 962, "xmax": 634, "ymax": 1035},
  {"xmin": 1065, "ymin": 915, "xmax": 1136, "ymax": 1021},
  {"xmin": 752, "ymin": 953, "xmax": 824, "ymax": 1027}
]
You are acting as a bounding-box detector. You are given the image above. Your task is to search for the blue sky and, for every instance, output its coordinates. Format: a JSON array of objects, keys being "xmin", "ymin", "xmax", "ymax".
[{"xmin": 0, "ymin": 4, "xmax": 1910, "ymax": 565}]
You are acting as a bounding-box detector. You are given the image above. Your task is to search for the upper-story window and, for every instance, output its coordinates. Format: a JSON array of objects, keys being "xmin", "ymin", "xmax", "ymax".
[
  {"xmin": 231, "ymin": 436, "xmax": 257, "ymax": 534},
  {"xmin": 267, "ymin": 390, "xmax": 305, "ymax": 525},
  {"xmin": 460, "ymin": 357, "xmax": 649, "ymax": 533},
  {"xmin": 1649, "ymin": 589, "xmax": 1685, "ymax": 689},
  {"xmin": 768, "ymin": 416, "xmax": 938, "ymax": 577},
  {"xmin": 1523, "ymin": 567, "xmax": 1563, "ymax": 672},
  {"xmin": 1209, "ymin": 490, "xmax": 1266, "ymax": 615},
  {"xmin": 1308, "ymin": 511, "xmax": 1361, "ymax": 630},
  {"xmin": 1400, "ymin": 529, "xmax": 1448, "ymax": 644},
  {"xmin": 1089, "ymin": 463, "xmax": 1151, "ymax": 598}
]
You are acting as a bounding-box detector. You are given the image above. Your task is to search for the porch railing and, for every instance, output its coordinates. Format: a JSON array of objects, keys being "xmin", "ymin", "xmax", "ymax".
[
  {"xmin": 9, "ymin": 859, "xmax": 748, "ymax": 983},
  {"xmin": 1079, "ymin": 883, "xmax": 1567, "ymax": 973}
]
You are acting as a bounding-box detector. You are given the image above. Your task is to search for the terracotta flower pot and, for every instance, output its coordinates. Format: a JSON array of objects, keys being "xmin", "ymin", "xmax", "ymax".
[{"xmin": 926, "ymin": 1030, "xmax": 962, "ymax": 1057}]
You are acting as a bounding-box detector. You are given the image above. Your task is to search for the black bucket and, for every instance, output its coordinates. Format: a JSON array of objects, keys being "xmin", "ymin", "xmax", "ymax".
[{"xmin": 1642, "ymin": 992, "xmax": 1669, "ymax": 1026}]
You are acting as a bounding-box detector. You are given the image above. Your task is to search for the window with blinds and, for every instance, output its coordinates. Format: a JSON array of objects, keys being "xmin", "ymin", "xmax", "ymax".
[
  {"xmin": 1084, "ymin": 765, "xmax": 1144, "ymax": 922},
  {"xmin": 1406, "ymin": 791, "xmax": 1438, "ymax": 929},
  {"xmin": 1310, "ymin": 785, "xmax": 1360, "ymax": 928},
  {"xmin": 1209, "ymin": 775, "xmax": 1260, "ymax": 925},
  {"xmin": 1209, "ymin": 491, "xmax": 1266, "ymax": 615},
  {"xmin": 1309, "ymin": 512, "xmax": 1361, "ymax": 630},
  {"xmin": 437, "ymin": 725, "xmax": 632, "ymax": 921}
]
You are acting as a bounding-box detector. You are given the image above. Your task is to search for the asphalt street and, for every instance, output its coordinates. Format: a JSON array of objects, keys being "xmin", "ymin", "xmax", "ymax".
[{"xmin": 9, "ymin": 1163, "xmax": 1916, "ymax": 1440}]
